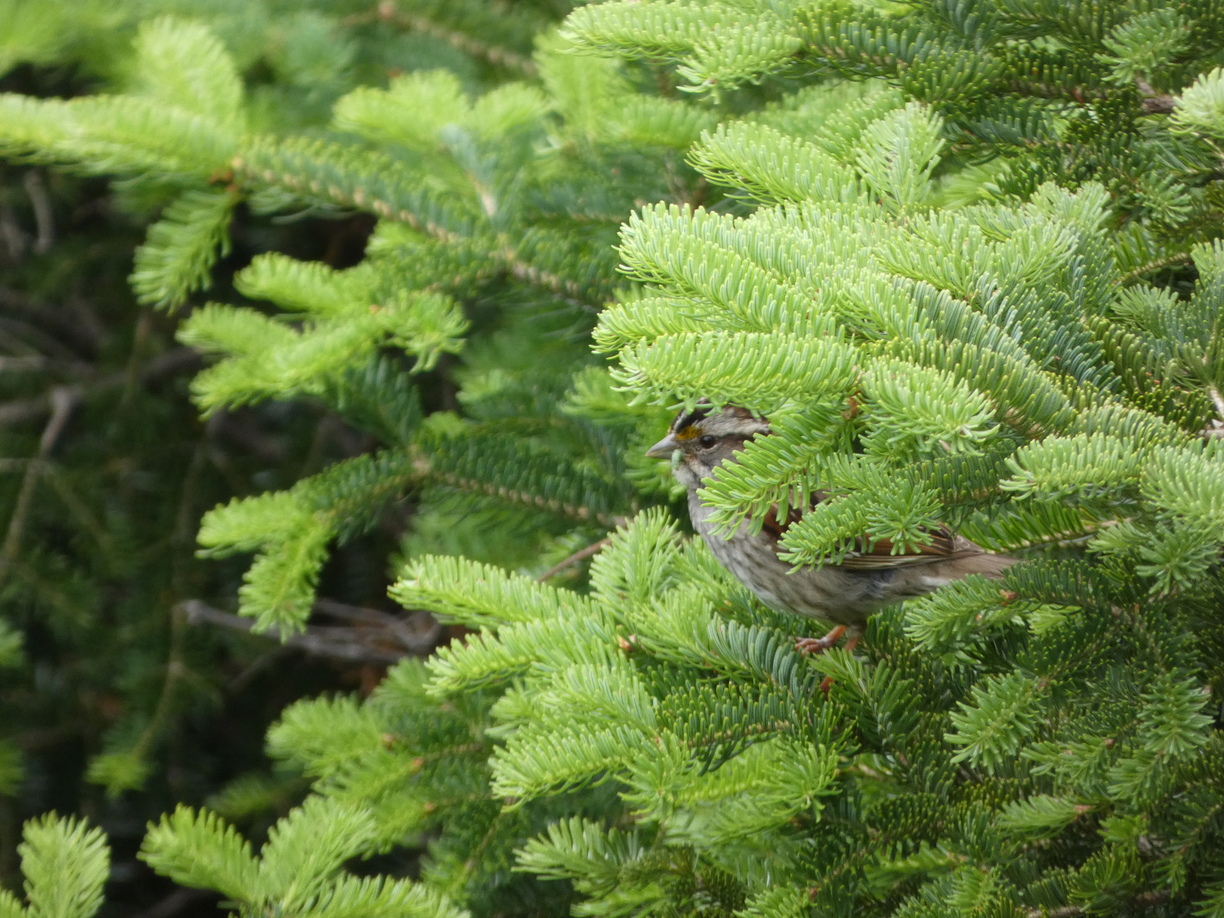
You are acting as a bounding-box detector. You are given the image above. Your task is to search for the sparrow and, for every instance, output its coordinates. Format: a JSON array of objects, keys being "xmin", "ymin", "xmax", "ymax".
[{"xmin": 647, "ymin": 404, "xmax": 1013, "ymax": 653}]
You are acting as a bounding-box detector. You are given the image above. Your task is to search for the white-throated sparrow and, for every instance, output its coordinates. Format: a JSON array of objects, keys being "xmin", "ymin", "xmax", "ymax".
[{"xmin": 647, "ymin": 404, "xmax": 1013, "ymax": 652}]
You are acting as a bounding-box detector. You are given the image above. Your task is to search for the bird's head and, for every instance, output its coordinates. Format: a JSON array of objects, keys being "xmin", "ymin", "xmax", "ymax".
[{"xmin": 645, "ymin": 403, "xmax": 771, "ymax": 489}]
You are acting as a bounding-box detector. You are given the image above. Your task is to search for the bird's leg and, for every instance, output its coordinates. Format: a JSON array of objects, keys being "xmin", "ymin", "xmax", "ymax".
[
  {"xmin": 790, "ymin": 628, "xmax": 865, "ymax": 694},
  {"xmin": 794, "ymin": 625, "xmax": 845, "ymax": 655}
]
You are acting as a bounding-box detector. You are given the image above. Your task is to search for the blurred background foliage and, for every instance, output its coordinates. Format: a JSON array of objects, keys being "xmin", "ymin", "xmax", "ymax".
[{"xmin": 0, "ymin": 1, "xmax": 593, "ymax": 910}]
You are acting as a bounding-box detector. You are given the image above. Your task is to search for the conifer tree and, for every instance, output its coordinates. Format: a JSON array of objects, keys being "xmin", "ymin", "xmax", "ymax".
[{"xmin": 3, "ymin": 1, "xmax": 1224, "ymax": 917}]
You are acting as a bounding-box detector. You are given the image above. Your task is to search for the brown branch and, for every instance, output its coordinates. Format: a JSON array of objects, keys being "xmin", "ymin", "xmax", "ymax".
[
  {"xmin": 22, "ymin": 170, "xmax": 54, "ymax": 254},
  {"xmin": 0, "ymin": 202, "xmax": 25, "ymax": 261},
  {"xmin": 1026, "ymin": 907, "xmax": 1084, "ymax": 918},
  {"xmin": 0, "ymin": 357, "xmax": 47, "ymax": 372},
  {"xmin": 0, "ymin": 347, "xmax": 200, "ymax": 427},
  {"xmin": 1024, "ymin": 891, "xmax": 1168, "ymax": 918},
  {"xmin": 536, "ymin": 537, "xmax": 612, "ymax": 582},
  {"xmin": 313, "ymin": 597, "xmax": 441, "ymax": 652},
  {"xmin": 0, "ymin": 387, "xmax": 76, "ymax": 590},
  {"xmin": 178, "ymin": 598, "xmax": 439, "ymax": 663},
  {"xmin": 1135, "ymin": 79, "xmax": 1177, "ymax": 115}
]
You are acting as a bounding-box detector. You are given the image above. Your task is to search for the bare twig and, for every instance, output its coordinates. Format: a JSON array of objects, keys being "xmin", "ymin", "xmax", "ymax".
[
  {"xmin": 0, "ymin": 313, "xmax": 91, "ymax": 364},
  {"xmin": 23, "ymin": 171, "xmax": 54, "ymax": 254},
  {"xmin": 0, "ymin": 347, "xmax": 200, "ymax": 428},
  {"xmin": 127, "ymin": 415, "xmax": 223, "ymax": 767},
  {"xmin": 0, "ymin": 357, "xmax": 48, "ymax": 372},
  {"xmin": 0, "ymin": 202, "xmax": 25, "ymax": 261},
  {"xmin": 536, "ymin": 537, "xmax": 612, "ymax": 582},
  {"xmin": 1134, "ymin": 78, "xmax": 1177, "ymax": 115},
  {"xmin": 0, "ymin": 387, "xmax": 76, "ymax": 590},
  {"xmin": 313, "ymin": 597, "xmax": 441, "ymax": 652},
  {"xmin": 178, "ymin": 599, "xmax": 439, "ymax": 663},
  {"xmin": 1024, "ymin": 891, "xmax": 1168, "ymax": 918}
]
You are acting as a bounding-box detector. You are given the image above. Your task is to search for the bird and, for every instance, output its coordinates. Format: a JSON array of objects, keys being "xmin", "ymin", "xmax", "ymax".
[{"xmin": 646, "ymin": 403, "xmax": 1013, "ymax": 654}]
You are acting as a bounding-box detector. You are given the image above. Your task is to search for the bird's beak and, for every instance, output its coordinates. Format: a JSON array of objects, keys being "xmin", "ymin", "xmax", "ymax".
[{"xmin": 645, "ymin": 434, "xmax": 679, "ymax": 459}]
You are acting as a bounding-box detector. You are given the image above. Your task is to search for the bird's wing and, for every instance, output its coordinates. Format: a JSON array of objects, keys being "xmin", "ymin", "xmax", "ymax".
[{"xmin": 761, "ymin": 496, "xmax": 983, "ymax": 569}]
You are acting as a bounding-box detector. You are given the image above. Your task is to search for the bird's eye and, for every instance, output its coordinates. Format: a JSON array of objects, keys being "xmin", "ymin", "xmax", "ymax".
[{"xmin": 698, "ymin": 435, "xmax": 717, "ymax": 449}]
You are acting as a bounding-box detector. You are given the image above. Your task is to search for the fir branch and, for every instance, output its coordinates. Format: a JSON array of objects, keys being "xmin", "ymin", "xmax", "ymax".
[
  {"xmin": 393, "ymin": 554, "xmax": 597, "ymax": 629},
  {"xmin": 498, "ymin": 249, "xmax": 602, "ymax": 308},
  {"xmin": 139, "ymin": 806, "xmax": 259, "ymax": 902},
  {"xmin": 232, "ymin": 138, "xmax": 471, "ymax": 242},
  {"xmin": 18, "ymin": 815, "xmax": 110, "ymax": 918},
  {"xmin": 368, "ymin": 4, "xmax": 539, "ymax": 77},
  {"xmin": 130, "ymin": 187, "xmax": 237, "ymax": 310},
  {"xmin": 1114, "ymin": 250, "xmax": 1196, "ymax": 284}
]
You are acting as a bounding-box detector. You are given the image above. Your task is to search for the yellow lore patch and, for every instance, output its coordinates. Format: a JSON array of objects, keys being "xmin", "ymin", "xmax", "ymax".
[{"xmin": 673, "ymin": 423, "xmax": 702, "ymax": 441}]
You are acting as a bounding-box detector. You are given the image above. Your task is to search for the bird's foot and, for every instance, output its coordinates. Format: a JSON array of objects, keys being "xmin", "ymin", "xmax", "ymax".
[
  {"xmin": 794, "ymin": 628, "xmax": 862, "ymax": 695},
  {"xmin": 793, "ymin": 625, "xmax": 846, "ymax": 655}
]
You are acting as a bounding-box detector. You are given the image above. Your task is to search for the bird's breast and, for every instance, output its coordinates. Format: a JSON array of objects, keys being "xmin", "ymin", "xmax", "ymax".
[{"xmin": 688, "ymin": 492, "xmax": 887, "ymax": 627}]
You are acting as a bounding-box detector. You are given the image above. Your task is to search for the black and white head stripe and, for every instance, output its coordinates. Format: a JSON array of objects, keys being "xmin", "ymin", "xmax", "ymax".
[
  {"xmin": 671, "ymin": 404, "xmax": 770, "ymax": 441},
  {"xmin": 671, "ymin": 403, "xmax": 713, "ymax": 436}
]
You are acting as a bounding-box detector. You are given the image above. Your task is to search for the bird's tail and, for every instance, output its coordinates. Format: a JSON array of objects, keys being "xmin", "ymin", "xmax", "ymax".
[{"xmin": 948, "ymin": 552, "xmax": 1015, "ymax": 581}]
